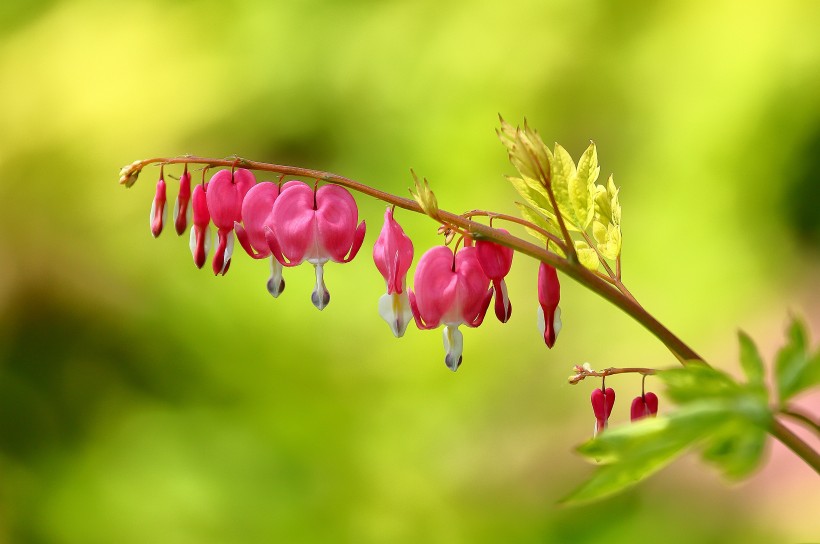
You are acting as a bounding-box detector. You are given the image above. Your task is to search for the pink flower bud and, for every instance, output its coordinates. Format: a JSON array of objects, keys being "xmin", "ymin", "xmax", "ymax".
[
  {"xmin": 265, "ymin": 181, "xmax": 366, "ymax": 310},
  {"xmin": 591, "ymin": 387, "xmax": 615, "ymax": 435},
  {"xmin": 409, "ymin": 245, "xmax": 493, "ymax": 370},
  {"xmin": 206, "ymin": 169, "xmax": 255, "ymax": 276},
  {"xmin": 173, "ymin": 166, "xmax": 192, "ymax": 235},
  {"xmin": 475, "ymin": 232, "xmax": 514, "ymax": 323},
  {"xmin": 537, "ymin": 262, "xmax": 561, "ymax": 348},
  {"xmin": 188, "ymin": 183, "xmax": 211, "ymax": 269},
  {"xmin": 149, "ymin": 175, "xmax": 168, "ymax": 238},
  {"xmin": 630, "ymin": 392, "xmax": 659, "ymax": 421},
  {"xmin": 373, "ymin": 207, "xmax": 414, "ymax": 337}
]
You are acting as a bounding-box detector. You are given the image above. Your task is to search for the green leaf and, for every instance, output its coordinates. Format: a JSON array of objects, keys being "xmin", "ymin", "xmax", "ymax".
[
  {"xmin": 574, "ymin": 240, "xmax": 599, "ymax": 271},
  {"xmin": 737, "ymin": 331, "xmax": 765, "ymax": 390},
  {"xmin": 515, "ymin": 202, "xmax": 558, "ymax": 244},
  {"xmin": 568, "ymin": 142, "xmax": 598, "ymax": 229},
  {"xmin": 701, "ymin": 419, "xmax": 767, "ymax": 480},
  {"xmin": 591, "ymin": 175, "xmax": 622, "ymax": 260},
  {"xmin": 659, "ymin": 363, "xmax": 740, "ymax": 403},
  {"xmin": 506, "ymin": 175, "xmax": 553, "ymax": 215},
  {"xmin": 550, "ymin": 144, "xmax": 580, "ymax": 228},
  {"xmin": 775, "ymin": 317, "xmax": 819, "ymax": 403},
  {"xmin": 498, "ymin": 117, "xmax": 553, "ymax": 184}
]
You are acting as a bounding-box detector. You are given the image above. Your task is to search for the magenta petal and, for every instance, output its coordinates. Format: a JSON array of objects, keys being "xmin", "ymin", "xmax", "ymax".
[
  {"xmin": 270, "ymin": 181, "xmax": 315, "ymax": 264},
  {"xmin": 476, "ymin": 231, "xmax": 514, "ymax": 280},
  {"xmin": 409, "ymin": 289, "xmax": 436, "ymax": 330},
  {"xmin": 149, "ymin": 177, "xmax": 167, "ymax": 238},
  {"xmin": 192, "ymin": 183, "xmax": 210, "ymax": 227},
  {"xmin": 373, "ymin": 207, "xmax": 414, "ymax": 294},
  {"xmin": 630, "ymin": 396, "xmax": 648, "ymax": 421},
  {"xmin": 234, "ymin": 222, "xmax": 265, "ymax": 259},
  {"xmin": 412, "ymin": 246, "xmax": 458, "ymax": 328},
  {"xmin": 174, "ymin": 168, "xmax": 192, "ymax": 235},
  {"xmin": 340, "ymin": 220, "xmax": 366, "ymax": 263},
  {"xmin": 315, "ymin": 184, "xmax": 360, "ymax": 262},
  {"xmin": 206, "ymin": 169, "xmax": 255, "ymax": 230},
  {"xmin": 451, "ymin": 246, "xmax": 491, "ymax": 326},
  {"xmin": 492, "ymin": 279, "xmax": 512, "ymax": 323},
  {"xmin": 644, "ymin": 392, "xmax": 659, "ymax": 415},
  {"xmin": 240, "ymin": 181, "xmax": 279, "ymax": 255},
  {"xmin": 212, "ymin": 228, "xmax": 233, "ymax": 276}
]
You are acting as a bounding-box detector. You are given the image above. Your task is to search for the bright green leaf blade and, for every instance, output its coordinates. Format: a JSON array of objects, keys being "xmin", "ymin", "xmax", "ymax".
[
  {"xmin": 506, "ymin": 176, "xmax": 553, "ymax": 215},
  {"xmin": 515, "ymin": 202, "xmax": 559, "ymax": 246},
  {"xmin": 702, "ymin": 419, "xmax": 768, "ymax": 480},
  {"xmin": 775, "ymin": 317, "xmax": 813, "ymax": 404},
  {"xmin": 574, "ymin": 240, "xmax": 599, "ymax": 271},
  {"xmin": 569, "ymin": 142, "xmax": 597, "ymax": 229},
  {"xmin": 550, "ymin": 144, "xmax": 580, "ymax": 228},
  {"xmin": 659, "ymin": 363, "xmax": 740, "ymax": 403},
  {"xmin": 738, "ymin": 330, "xmax": 765, "ymax": 388}
]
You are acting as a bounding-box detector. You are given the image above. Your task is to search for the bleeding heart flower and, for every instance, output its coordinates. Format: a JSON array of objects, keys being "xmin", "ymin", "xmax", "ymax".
[
  {"xmin": 591, "ymin": 387, "xmax": 615, "ymax": 435},
  {"xmin": 373, "ymin": 207, "xmax": 414, "ymax": 337},
  {"xmin": 630, "ymin": 392, "xmax": 659, "ymax": 421},
  {"xmin": 149, "ymin": 173, "xmax": 168, "ymax": 238},
  {"xmin": 189, "ymin": 182, "xmax": 211, "ymax": 269},
  {"xmin": 536, "ymin": 262, "xmax": 562, "ymax": 348},
  {"xmin": 409, "ymin": 245, "xmax": 493, "ymax": 371},
  {"xmin": 234, "ymin": 181, "xmax": 289, "ymax": 297},
  {"xmin": 173, "ymin": 165, "xmax": 192, "ymax": 235},
  {"xmin": 205, "ymin": 168, "xmax": 255, "ymax": 276},
  {"xmin": 475, "ymin": 231, "xmax": 514, "ymax": 323},
  {"xmin": 264, "ymin": 181, "xmax": 366, "ymax": 310}
]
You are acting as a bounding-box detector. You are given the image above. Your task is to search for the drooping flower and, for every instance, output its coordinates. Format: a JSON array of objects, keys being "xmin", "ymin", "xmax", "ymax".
[
  {"xmin": 536, "ymin": 262, "xmax": 562, "ymax": 348},
  {"xmin": 409, "ymin": 245, "xmax": 493, "ymax": 371},
  {"xmin": 149, "ymin": 172, "xmax": 168, "ymax": 238},
  {"xmin": 205, "ymin": 168, "xmax": 255, "ymax": 276},
  {"xmin": 373, "ymin": 207, "xmax": 414, "ymax": 337},
  {"xmin": 264, "ymin": 181, "xmax": 366, "ymax": 310},
  {"xmin": 173, "ymin": 165, "xmax": 192, "ymax": 235},
  {"xmin": 630, "ymin": 392, "xmax": 659, "ymax": 421},
  {"xmin": 234, "ymin": 181, "xmax": 287, "ymax": 297},
  {"xmin": 591, "ymin": 386, "xmax": 615, "ymax": 435},
  {"xmin": 475, "ymin": 231, "xmax": 514, "ymax": 323},
  {"xmin": 189, "ymin": 182, "xmax": 211, "ymax": 269}
]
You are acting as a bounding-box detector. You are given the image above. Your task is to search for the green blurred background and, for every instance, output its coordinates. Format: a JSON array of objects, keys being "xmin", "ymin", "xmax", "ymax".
[{"xmin": 1, "ymin": 0, "xmax": 819, "ymax": 542}]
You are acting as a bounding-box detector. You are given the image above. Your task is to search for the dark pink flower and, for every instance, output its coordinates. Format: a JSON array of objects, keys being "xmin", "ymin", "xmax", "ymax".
[
  {"xmin": 373, "ymin": 207, "xmax": 414, "ymax": 337},
  {"xmin": 205, "ymin": 168, "xmax": 255, "ymax": 276},
  {"xmin": 591, "ymin": 387, "xmax": 615, "ymax": 435},
  {"xmin": 188, "ymin": 182, "xmax": 211, "ymax": 269},
  {"xmin": 630, "ymin": 392, "xmax": 659, "ymax": 421},
  {"xmin": 264, "ymin": 181, "xmax": 366, "ymax": 310},
  {"xmin": 234, "ymin": 181, "xmax": 287, "ymax": 297},
  {"xmin": 537, "ymin": 262, "xmax": 562, "ymax": 348},
  {"xmin": 173, "ymin": 165, "xmax": 192, "ymax": 235},
  {"xmin": 149, "ymin": 173, "xmax": 168, "ymax": 238},
  {"xmin": 409, "ymin": 245, "xmax": 493, "ymax": 371},
  {"xmin": 475, "ymin": 232, "xmax": 514, "ymax": 323}
]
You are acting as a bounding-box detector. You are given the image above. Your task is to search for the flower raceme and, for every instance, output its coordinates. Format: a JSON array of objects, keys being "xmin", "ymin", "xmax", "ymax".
[
  {"xmin": 475, "ymin": 232, "xmax": 514, "ymax": 323},
  {"xmin": 263, "ymin": 181, "xmax": 366, "ymax": 310},
  {"xmin": 206, "ymin": 168, "xmax": 255, "ymax": 275},
  {"xmin": 409, "ymin": 245, "xmax": 493, "ymax": 371},
  {"xmin": 373, "ymin": 207, "xmax": 414, "ymax": 337}
]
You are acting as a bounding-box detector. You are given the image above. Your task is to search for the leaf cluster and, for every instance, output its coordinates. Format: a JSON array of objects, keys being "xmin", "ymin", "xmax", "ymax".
[{"xmin": 498, "ymin": 117, "xmax": 620, "ymax": 271}]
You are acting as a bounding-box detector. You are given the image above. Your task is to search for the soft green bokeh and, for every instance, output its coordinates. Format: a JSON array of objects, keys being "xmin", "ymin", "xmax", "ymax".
[{"xmin": 0, "ymin": 0, "xmax": 818, "ymax": 542}]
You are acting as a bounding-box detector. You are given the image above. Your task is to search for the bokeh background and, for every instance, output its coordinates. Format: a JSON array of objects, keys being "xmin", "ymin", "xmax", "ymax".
[{"xmin": 0, "ymin": 0, "xmax": 819, "ymax": 542}]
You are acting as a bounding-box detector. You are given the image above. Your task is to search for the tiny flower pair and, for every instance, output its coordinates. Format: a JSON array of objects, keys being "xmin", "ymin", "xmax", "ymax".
[{"xmin": 590, "ymin": 384, "xmax": 659, "ymax": 435}]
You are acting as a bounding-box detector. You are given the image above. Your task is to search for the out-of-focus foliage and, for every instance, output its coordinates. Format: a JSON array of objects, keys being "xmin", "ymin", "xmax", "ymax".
[{"xmin": 0, "ymin": 0, "xmax": 819, "ymax": 542}]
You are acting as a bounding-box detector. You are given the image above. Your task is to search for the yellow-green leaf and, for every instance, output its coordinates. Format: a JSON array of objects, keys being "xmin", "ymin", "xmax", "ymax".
[
  {"xmin": 498, "ymin": 117, "xmax": 553, "ymax": 183},
  {"xmin": 572, "ymin": 142, "xmax": 598, "ymax": 228},
  {"xmin": 515, "ymin": 202, "xmax": 561, "ymax": 247},
  {"xmin": 550, "ymin": 144, "xmax": 578, "ymax": 227},
  {"xmin": 506, "ymin": 176, "xmax": 552, "ymax": 215},
  {"xmin": 574, "ymin": 240, "xmax": 599, "ymax": 270}
]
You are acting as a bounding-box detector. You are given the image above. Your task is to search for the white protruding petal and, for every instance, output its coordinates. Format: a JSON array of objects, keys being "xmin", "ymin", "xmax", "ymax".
[
  {"xmin": 311, "ymin": 263, "xmax": 330, "ymax": 310},
  {"xmin": 442, "ymin": 325, "xmax": 464, "ymax": 372},
  {"xmin": 553, "ymin": 306, "xmax": 562, "ymax": 339},
  {"xmin": 173, "ymin": 198, "xmax": 181, "ymax": 224},
  {"xmin": 537, "ymin": 305, "xmax": 545, "ymax": 337},
  {"xmin": 149, "ymin": 201, "xmax": 158, "ymax": 237},
  {"xmin": 189, "ymin": 225, "xmax": 197, "ymax": 257},
  {"xmin": 378, "ymin": 291, "xmax": 412, "ymax": 338},
  {"xmin": 224, "ymin": 230, "xmax": 235, "ymax": 265},
  {"xmin": 266, "ymin": 256, "xmax": 285, "ymax": 298},
  {"xmin": 204, "ymin": 227, "xmax": 212, "ymax": 254}
]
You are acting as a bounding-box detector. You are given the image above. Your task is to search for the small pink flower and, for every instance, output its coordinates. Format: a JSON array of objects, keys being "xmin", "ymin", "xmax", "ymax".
[
  {"xmin": 234, "ymin": 181, "xmax": 288, "ymax": 297},
  {"xmin": 173, "ymin": 165, "xmax": 192, "ymax": 235},
  {"xmin": 373, "ymin": 207, "xmax": 414, "ymax": 337},
  {"xmin": 149, "ymin": 173, "xmax": 168, "ymax": 238},
  {"xmin": 205, "ymin": 168, "xmax": 255, "ymax": 276},
  {"xmin": 475, "ymin": 232, "xmax": 514, "ymax": 323},
  {"xmin": 264, "ymin": 181, "xmax": 366, "ymax": 310},
  {"xmin": 536, "ymin": 262, "xmax": 562, "ymax": 348},
  {"xmin": 409, "ymin": 245, "xmax": 493, "ymax": 371},
  {"xmin": 591, "ymin": 387, "xmax": 615, "ymax": 435},
  {"xmin": 188, "ymin": 182, "xmax": 211, "ymax": 269},
  {"xmin": 630, "ymin": 392, "xmax": 659, "ymax": 421}
]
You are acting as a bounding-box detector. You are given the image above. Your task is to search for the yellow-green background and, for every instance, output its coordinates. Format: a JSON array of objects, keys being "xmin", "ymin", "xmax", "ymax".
[{"xmin": 1, "ymin": 0, "xmax": 818, "ymax": 542}]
